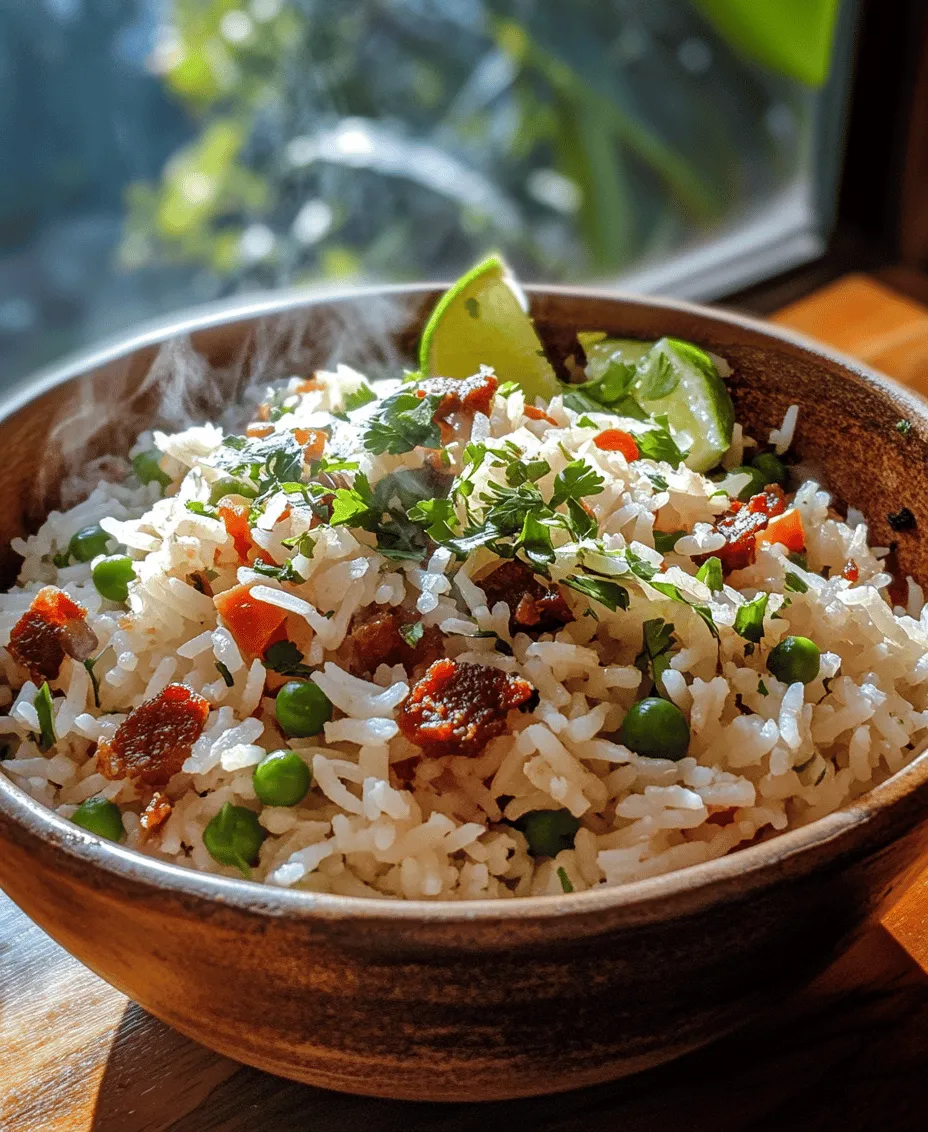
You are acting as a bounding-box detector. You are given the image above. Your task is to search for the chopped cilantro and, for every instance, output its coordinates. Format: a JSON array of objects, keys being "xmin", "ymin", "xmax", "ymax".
[
  {"xmin": 217, "ymin": 430, "xmax": 304, "ymax": 485},
  {"xmin": 281, "ymin": 532, "xmax": 317, "ymax": 558},
  {"xmin": 784, "ymin": 572, "xmax": 809, "ymax": 593},
  {"xmin": 563, "ymin": 574, "xmax": 630, "ymax": 612},
  {"xmin": 215, "ymin": 661, "xmax": 235, "ymax": 687},
  {"xmin": 496, "ymin": 381, "xmax": 520, "ymax": 398},
  {"xmin": 757, "ymin": 679, "xmax": 769, "ymax": 696},
  {"xmin": 648, "ymin": 579, "xmax": 719, "ymax": 639},
  {"xmin": 186, "ymin": 500, "xmax": 219, "ymax": 519},
  {"xmin": 506, "ymin": 458, "xmax": 550, "ymax": 487},
  {"xmin": 52, "ymin": 550, "xmax": 70, "ymax": 569},
  {"xmin": 733, "ymin": 593, "xmax": 769, "ymax": 643},
  {"xmin": 576, "ymin": 415, "xmax": 599, "ymax": 429},
  {"xmin": 362, "ymin": 388, "xmax": 443, "ymax": 455},
  {"xmin": 696, "ymin": 556, "xmax": 723, "ymax": 593},
  {"xmin": 342, "ymin": 383, "xmax": 377, "ymax": 412},
  {"xmin": 635, "ymin": 618, "xmax": 677, "ymax": 696},
  {"xmin": 84, "ymin": 653, "xmax": 104, "ymax": 709},
  {"xmin": 556, "ymin": 866, "xmax": 574, "ymax": 894},
  {"xmin": 252, "ymin": 558, "xmax": 305, "ymax": 584},
  {"xmin": 34, "ymin": 683, "xmax": 56, "ymax": 752},
  {"xmin": 566, "ymin": 497, "xmax": 597, "ymax": 539},
  {"xmin": 263, "ymin": 640, "xmax": 313, "ymax": 677},
  {"xmin": 399, "ymin": 622, "xmax": 424, "ymax": 648},
  {"xmin": 653, "ymin": 530, "xmax": 684, "ymax": 554},
  {"xmin": 646, "ymin": 472, "xmax": 669, "ymax": 491},
  {"xmin": 551, "ymin": 459, "xmax": 605, "ymax": 508},
  {"xmin": 636, "ymin": 350, "xmax": 679, "ymax": 400},
  {"xmin": 516, "ymin": 513, "xmax": 556, "ymax": 573},
  {"xmin": 635, "ymin": 416, "xmax": 688, "ymax": 468},
  {"xmin": 896, "ymin": 419, "xmax": 912, "ymax": 437}
]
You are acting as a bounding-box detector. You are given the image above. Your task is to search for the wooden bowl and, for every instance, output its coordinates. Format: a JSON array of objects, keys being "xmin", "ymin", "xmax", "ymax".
[{"xmin": 2, "ymin": 286, "xmax": 928, "ymax": 1102}]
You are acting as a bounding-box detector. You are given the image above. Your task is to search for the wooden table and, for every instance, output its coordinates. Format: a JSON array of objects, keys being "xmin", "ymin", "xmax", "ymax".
[{"xmin": 3, "ymin": 275, "xmax": 928, "ymax": 1131}]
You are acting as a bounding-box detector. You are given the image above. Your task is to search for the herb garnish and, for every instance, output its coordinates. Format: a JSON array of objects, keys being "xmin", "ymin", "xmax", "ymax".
[
  {"xmin": 635, "ymin": 618, "xmax": 677, "ymax": 696},
  {"xmin": 556, "ymin": 866, "xmax": 574, "ymax": 893},
  {"xmin": 398, "ymin": 622, "xmax": 424, "ymax": 648},
  {"xmin": 34, "ymin": 683, "xmax": 56, "ymax": 752},
  {"xmin": 896, "ymin": 419, "xmax": 912, "ymax": 437},
  {"xmin": 784, "ymin": 571, "xmax": 809, "ymax": 593},
  {"xmin": 733, "ymin": 593, "xmax": 769, "ymax": 643},
  {"xmin": 696, "ymin": 556, "xmax": 723, "ymax": 593},
  {"xmin": 215, "ymin": 661, "xmax": 235, "ymax": 687},
  {"xmin": 362, "ymin": 388, "xmax": 443, "ymax": 455},
  {"xmin": 263, "ymin": 640, "xmax": 313, "ymax": 676}
]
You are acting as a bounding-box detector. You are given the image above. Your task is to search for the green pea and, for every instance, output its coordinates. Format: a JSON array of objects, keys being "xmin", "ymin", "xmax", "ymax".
[
  {"xmin": 132, "ymin": 448, "xmax": 171, "ymax": 489},
  {"xmin": 209, "ymin": 477, "xmax": 259, "ymax": 505},
  {"xmin": 253, "ymin": 750, "xmax": 312, "ymax": 807},
  {"xmin": 275, "ymin": 680, "xmax": 332, "ymax": 738},
  {"xmin": 68, "ymin": 523, "xmax": 111, "ymax": 563},
  {"xmin": 71, "ymin": 796, "xmax": 124, "ymax": 841},
  {"xmin": 732, "ymin": 465, "xmax": 767, "ymax": 501},
  {"xmin": 767, "ymin": 636, "xmax": 820, "ymax": 685},
  {"xmin": 619, "ymin": 696, "xmax": 690, "ymax": 761},
  {"xmin": 203, "ymin": 802, "xmax": 266, "ymax": 872},
  {"xmin": 751, "ymin": 451, "xmax": 788, "ymax": 486},
  {"xmin": 516, "ymin": 808, "xmax": 581, "ymax": 858},
  {"xmin": 92, "ymin": 555, "xmax": 137, "ymax": 603}
]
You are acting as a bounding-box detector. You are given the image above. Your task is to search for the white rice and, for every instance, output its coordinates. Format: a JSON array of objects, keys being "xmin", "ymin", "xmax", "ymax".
[{"xmin": 1, "ymin": 364, "xmax": 926, "ymax": 902}]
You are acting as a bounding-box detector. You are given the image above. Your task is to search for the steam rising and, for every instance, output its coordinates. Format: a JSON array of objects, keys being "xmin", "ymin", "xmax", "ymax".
[{"xmin": 49, "ymin": 289, "xmax": 421, "ymax": 508}]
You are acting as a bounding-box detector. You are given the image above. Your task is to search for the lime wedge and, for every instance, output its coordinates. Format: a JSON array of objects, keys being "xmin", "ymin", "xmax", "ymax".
[
  {"xmin": 578, "ymin": 333, "xmax": 734, "ymax": 472},
  {"xmin": 418, "ymin": 255, "xmax": 560, "ymax": 403}
]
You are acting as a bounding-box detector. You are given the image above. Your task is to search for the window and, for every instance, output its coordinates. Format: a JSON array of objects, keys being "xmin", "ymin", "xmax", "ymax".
[{"xmin": 0, "ymin": 0, "xmax": 856, "ymax": 386}]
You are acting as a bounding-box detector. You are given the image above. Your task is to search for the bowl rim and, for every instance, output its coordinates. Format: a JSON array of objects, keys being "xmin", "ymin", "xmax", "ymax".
[{"xmin": 3, "ymin": 281, "xmax": 928, "ymax": 926}]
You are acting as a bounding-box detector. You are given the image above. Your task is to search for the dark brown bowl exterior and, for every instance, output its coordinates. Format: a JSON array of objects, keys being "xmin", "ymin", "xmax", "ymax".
[{"xmin": 2, "ymin": 286, "xmax": 928, "ymax": 1102}]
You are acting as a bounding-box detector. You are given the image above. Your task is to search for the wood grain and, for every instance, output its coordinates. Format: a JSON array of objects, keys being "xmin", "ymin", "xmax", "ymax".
[{"xmin": 4, "ymin": 274, "xmax": 928, "ymax": 1127}]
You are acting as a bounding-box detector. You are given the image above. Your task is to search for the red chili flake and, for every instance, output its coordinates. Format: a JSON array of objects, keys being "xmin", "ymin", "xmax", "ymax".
[
  {"xmin": 702, "ymin": 485, "xmax": 788, "ymax": 574},
  {"xmin": 478, "ymin": 559, "xmax": 573, "ymax": 635},
  {"xmin": 842, "ymin": 559, "xmax": 859, "ymax": 583},
  {"xmin": 7, "ymin": 586, "xmax": 98, "ymax": 682},
  {"xmin": 523, "ymin": 405, "xmax": 558, "ymax": 426},
  {"xmin": 420, "ymin": 372, "xmax": 499, "ymax": 421},
  {"xmin": 340, "ymin": 606, "xmax": 444, "ymax": 676},
  {"xmin": 593, "ymin": 429, "xmax": 640, "ymax": 461},
  {"xmin": 140, "ymin": 791, "xmax": 173, "ymax": 835},
  {"xmin": 97, "ymin": 683, "xmax": 210, "ymax": 787},
  {"xmin": 398, "ymin": 658, "xmax": 534, "ymax": 758}
]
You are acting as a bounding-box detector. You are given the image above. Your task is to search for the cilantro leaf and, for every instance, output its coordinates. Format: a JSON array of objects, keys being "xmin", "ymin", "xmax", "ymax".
[
  {"xmin": 696, "ymin": 556, "xmax": 724, "ymax": 593},
  {"xmin": 342, "ymin": 383, "xmax": 377, "ymax": 412},
  {"xmin": 252, "ymin": 558, "xmax": 305, "ymax": 584},
  {"xmin": 648, "ymin": 580, "xmax": 719, "ymax": 639},
  {"xmin": 217, "ymin": 430, "xmax": 304, "ymax": 484},
  {"xmin": 566, "ymin": 497, "xmax": 597, "ymax": 540},
  {"xmin": 399, "ymin": 622, "xmax": 424, "ymax": 648},
  {"xmin": 653, "ymin": 530, "xmax": 683, "ymax": 554},
  {"xmin": 733, "ymin": 593, "xmax": 769, "ymax": 643},
  {"xmin": 563, "ymin": 574, "xmax": 630, "ymax": 611},
  {"xmin": 329, "ymin": 472, "xmax": 376, "ymax": 528},
  {"xmin": 407, "ymin": 497, "xmax": 458, "ymax": 542},
  {"xmin": 635, "ymin": 417, "xmax": 688, "ymax": 468},
  {"xmin": 506, "ymin": 458, "xmax": 550, "ymax": 487},
  {"xmin": 263, "ymin": 640, "xmax": 313, "ymax": 676},
  {"xmin": 551, "ymin": 459, "xmax": 605, "ymax": 507},
  {"xmin": 784, "ymin": 572, "xmax": 809, "ymax": 593},
  {"xmin": 186, "ymin": 500, "xmax": 219, "ymax": 519},
  {"xmin": 34, "ymin": 683, "xmax": 56, "ymax": 752},
  {"xmin": 757, "ymin": 679, "xmax": 769, "ymax": 696},
  {"xmin": 362, "ymin": 388, "xmax": 443, "ymax": 455},
  {"xmin": 636, "ymin": 350, "xmax": 679, "ymax": 400},
  {"xmin": 635, "ymin": 618, "xmax": 677, "ymax": 696},
  {"xmin": 516, "ymin": 513, "xmax": 556, "ymax": 573}
]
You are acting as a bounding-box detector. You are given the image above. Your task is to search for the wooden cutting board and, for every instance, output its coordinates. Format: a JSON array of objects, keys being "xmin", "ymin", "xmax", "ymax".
[{"xmin": 2, "ymin": 273, "xmax": 928, "ymax": 1131}]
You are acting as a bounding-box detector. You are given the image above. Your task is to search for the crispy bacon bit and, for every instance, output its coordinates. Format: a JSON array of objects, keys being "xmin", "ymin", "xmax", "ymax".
[
  {"xmin": 140, "ymin": 791, "xmax": 173, "ymax": 835},
  {"xmin": 340, "ymin": 605, "xmax": 444, "ymax": 676},
  {"xmin": 523, "ymin": 405, "xmax": 558, "ymax": 426},
  {"xmin": 842, "ymin": 559, "xmax": 859, "ymax": 583},
  {"xmin": 247, "ymin": 422, "xmax": 274, "ymax": 438},
  {"xmin": 420, "ymin": 372, "xmax": 499, "ymax": 421},
  {"xmin": 293, "ymin": 427, "xmax": 326, "ymax": 462},
  {"xmin": 398, "ymin": 659, "xmax": 534, "ymax": 758},
  {"xmin": 705, "ymin": 486, "xmax": 788, "ymax": 573},
  {"xmin": 478, "ymin": 560, "xmax": 573, "ymax": 635},
  {"xmin": 8, "ymin": 586, "xmax": 98, "ymax": 682},
  {"xmin": 97, "ymin": 683, "xmax": 209, "ymax": 787},
  {"xmin": 593, "ymin": 429, "xmax": 640, "ymax": 460}
]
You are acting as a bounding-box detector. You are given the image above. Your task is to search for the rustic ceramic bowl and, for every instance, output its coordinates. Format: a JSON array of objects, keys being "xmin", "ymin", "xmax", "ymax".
[{"xmin": 2, "ymin": 286, "xmax": 928, "ymax": 1102}]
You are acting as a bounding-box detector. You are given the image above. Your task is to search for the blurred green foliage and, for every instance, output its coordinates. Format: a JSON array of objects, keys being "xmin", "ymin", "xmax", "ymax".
[{"xmin": 122, "ymin": 0, "xmax": 811, "ymax": 288}]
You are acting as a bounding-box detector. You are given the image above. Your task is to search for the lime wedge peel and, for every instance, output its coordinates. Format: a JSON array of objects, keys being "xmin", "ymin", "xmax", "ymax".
[
  {"xmin": 578, "ymin": 333, "xmax": 735, "ymax": 472},
  {"xmin": 418, "ymin": 255, "xmax": 560, "ymax": 403}
]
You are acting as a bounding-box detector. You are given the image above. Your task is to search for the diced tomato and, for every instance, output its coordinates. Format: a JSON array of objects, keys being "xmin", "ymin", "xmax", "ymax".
[
  {"xmin": 524, "ymin": 405, "xmax": 558, "ymax": 426},
  {"xmin": 593, "ymin": 429, "xmax": 640, "ymax": 461},
  {"xmin": 217, "ymin": 498, "xmax": 254, "ymax": 561},
  {"xmin": 213, "ymin": 584, "xmax": 289, "ymax": 657},
  {"xmin": 756, "ymin": 507, "xmax": 805, "ymax": 553},
  {"xmin": 842, "ymin": 559, "xmax": 859, "ymax": 582},
  {"xmin": 293, "ymin": 428, "xmax": 326, "ymax": 462}
]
